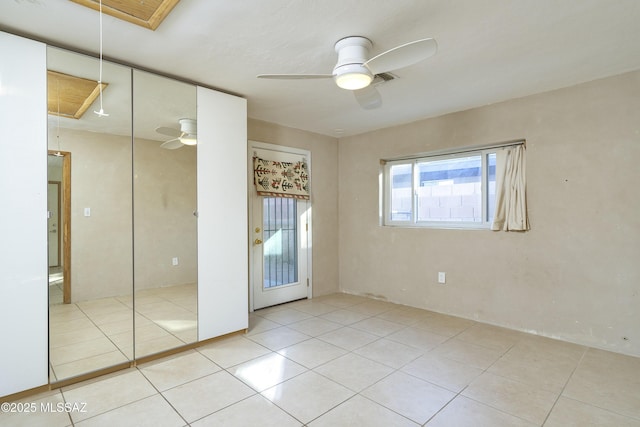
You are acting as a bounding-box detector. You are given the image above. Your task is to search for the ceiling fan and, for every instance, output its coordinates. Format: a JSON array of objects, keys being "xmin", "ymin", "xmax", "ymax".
[
  {"xmin": 257, "ymin": 36, "xmax": 437, "ymax": 109},
  {"xmin": 155, "ymin": 118, "xmax": 197, "ymax": 149}
]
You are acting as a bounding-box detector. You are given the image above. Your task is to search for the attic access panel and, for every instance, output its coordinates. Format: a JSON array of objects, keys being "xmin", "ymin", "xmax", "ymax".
[
  {"xmin": 47, "ymin": 70, "xmax": 108, "ymax": 119},
  {"xmin": 70, "ymin": 0, "xmax": 180, "ymax": 30}
]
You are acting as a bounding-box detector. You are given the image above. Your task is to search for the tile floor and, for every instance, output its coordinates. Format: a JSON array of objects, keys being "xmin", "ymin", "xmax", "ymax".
[
  {"xmin": 49, "ymin": 283, "xmax": 197, "ymax": 382},
  {"xmin": 3, "ymin": 293, "xmax": 640, "ymax": 426}
]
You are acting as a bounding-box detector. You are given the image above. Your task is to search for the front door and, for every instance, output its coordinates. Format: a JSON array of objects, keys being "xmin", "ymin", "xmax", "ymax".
[{"xmin": 250, "ymin": 143, "xmax": 311, "ymax": 310}]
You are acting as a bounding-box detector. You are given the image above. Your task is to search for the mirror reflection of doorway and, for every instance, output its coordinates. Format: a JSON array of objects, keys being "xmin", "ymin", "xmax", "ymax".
[
  {"xmin": 48, "ymin": 180, "xmax": 62, "ymax": 304},
  {"xmin": 47, "ymin": 151, "xmax": 71, "ymax": 305}
]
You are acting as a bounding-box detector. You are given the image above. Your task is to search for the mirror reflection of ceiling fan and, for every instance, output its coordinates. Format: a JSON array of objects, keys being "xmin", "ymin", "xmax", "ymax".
[
  {"xmin": 257, "ymin": 36, "xmax": 437, "ymax": 109},
  {"xmin": 155, "ymin": 118, "xmax": 197, "ymax": 149}
]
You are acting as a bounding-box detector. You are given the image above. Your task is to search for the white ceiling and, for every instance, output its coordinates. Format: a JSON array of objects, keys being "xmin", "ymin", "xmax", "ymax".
[{"xmin": 2, "ymin": 0, "xmax": 640, "ymax": 138}]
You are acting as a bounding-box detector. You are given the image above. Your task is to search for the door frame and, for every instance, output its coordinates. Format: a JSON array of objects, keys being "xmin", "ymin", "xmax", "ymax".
[
  {"xmin": 47, "ymin": 180, "xmax": 61, "ymax": 267},
  {"xmin": 48, "ymin": 150, "xmax": 71, "ymax": 304},
  {"xmin": 248, "ymin": 140, "xmax": 312, "ymax": 312}
]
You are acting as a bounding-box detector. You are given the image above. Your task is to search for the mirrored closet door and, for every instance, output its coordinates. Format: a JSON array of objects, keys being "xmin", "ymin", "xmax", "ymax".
[
  {"xmin": 47, "ymin": 47, "xmax": 134, "ymax": 382},
  {"xmin": 47, "ymin": 46, "xmax": 201, "ymax": 384},
  {"xmin": 132, "ymin": 70, "xmax": 198, "ymax": 358}
]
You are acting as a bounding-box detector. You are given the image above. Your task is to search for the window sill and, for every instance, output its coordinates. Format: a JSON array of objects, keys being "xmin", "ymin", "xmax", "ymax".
[{"xmin": 383, "ymin": 222, "xmax": 492, "ymax": 230}]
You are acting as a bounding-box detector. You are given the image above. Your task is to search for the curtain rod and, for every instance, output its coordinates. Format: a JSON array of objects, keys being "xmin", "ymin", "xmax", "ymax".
[{"xmin": 381, "ymin": 138, "xmax": 526, "ymax": 164}]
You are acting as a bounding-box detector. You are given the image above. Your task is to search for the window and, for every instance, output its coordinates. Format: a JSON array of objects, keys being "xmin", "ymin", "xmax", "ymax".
[
  {"xmin": 262, "ymin": 197, "xmax": 298, "ymax": 288},
  {"xmin": 383, "ymin": 148, "xmax": 497, "ymax": 228}
]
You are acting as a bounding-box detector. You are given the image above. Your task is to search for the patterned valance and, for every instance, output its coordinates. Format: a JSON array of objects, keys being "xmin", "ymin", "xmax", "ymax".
[{"xmin": 253, "ymin": 157, "xmax": 310, "ymax": 200}]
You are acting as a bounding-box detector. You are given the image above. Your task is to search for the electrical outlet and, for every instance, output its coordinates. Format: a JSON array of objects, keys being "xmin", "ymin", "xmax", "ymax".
[
  {"xmin": 438, "ymin": 272, "xmax": 446, "ymax": 284},
  {"xmin": 172, "ymin": 257, "xmax": 179, "ymax": 266}
]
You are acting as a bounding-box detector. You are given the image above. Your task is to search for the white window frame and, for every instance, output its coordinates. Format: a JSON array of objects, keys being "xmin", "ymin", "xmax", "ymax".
[{"xmin": 382, "ymin": 147, "xmax": 497, "ymax": 230}]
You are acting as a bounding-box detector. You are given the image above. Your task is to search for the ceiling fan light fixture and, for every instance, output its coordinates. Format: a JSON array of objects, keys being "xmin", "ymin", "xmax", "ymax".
[
  {"xmin": 334, "ymin": 63, "xmax": 373, "ymax": 90},
  {"xmin": 256, "ymin": 35, "xmax": 437, "ymax": 109},
  {"xmin": 179, "ymin": 118, "xmax": 196, "ymax": 133},
  {"xmin": 179, "ymin": 135, "xmax": 197, "ymax": 145}
]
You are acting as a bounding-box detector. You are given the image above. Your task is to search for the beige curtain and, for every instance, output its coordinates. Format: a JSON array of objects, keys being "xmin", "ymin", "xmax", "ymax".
[{"xmin": 491, "ymin": 144, "xmax": 530, "ymax": 231}]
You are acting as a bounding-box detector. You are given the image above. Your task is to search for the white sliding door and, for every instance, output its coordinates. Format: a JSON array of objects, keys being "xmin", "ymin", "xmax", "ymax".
[
  {"xmin": 197, "ymin": 87, "xmax": 248, "ymax": 340},
  {"xmin": 0, "ymin": 32, "xmax": 48, "ymax": 397}
]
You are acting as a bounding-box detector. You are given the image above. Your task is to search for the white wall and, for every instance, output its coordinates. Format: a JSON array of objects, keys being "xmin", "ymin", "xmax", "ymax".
[
  {"xmin": 0, "ymin": 32, "xmax": 48, "ymax": 397},
  {"xmin": 338, "ymin": 70, "xmax": 640, "ymax": 357}
]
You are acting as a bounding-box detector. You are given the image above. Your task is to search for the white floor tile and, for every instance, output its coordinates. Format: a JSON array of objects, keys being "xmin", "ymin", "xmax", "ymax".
[
  {"xmin": 230, "ymin": 352, "xmax": 307, "ymax": 392},
  {"xmin": 277, "ymin": 338, "xmax": 347, "ymax": 368},
  {"xmin": 261, "ymin": 371, "xmax": 354, "ymax": 424},
  {"xmin": 309, "ymin": 395, "xmax": 418, "ymax": 426},
  {"xmin": 246, "ymin": 326, "xmax": 311, "ymax": 351},
  {"xmin": 63, "ymin": 370, "xmax": 157, "ymax": 423},
  {"xmin": 191, "ymin": 394, "xmax": 301, "ymax": 427},
  {"xmin": 314, "ymin": 353, "xmax": 393, "ymax": 392},
  {"xmin": 426, "ymin": 396, "xmax": 536, "ymax": 427},
  {"xmin": 73, "ymin": 394, "xmax": 185, "ymax": 427},
  {"xmin": 544, "ymin": 397, "xmax": 640, "ymax": 427},
  {"xmin": 139, "ymin": 351, "xmax": 221, "ymax": 391},
  {"xmin": 354, "ymin": 338, "xmax": 423, "ymax": 368},
  {"xmin": 402, "ymin": 352, "xmax": 483, "ymax": 392},
  {"xmin": 9, "ymin": 292, "xmax": 636, "ymax": 427},
  {"xmin": 162, "ymin": 371, "xmax": 255, "ymax": 423},
  {"xmin": 361, "ymin": 371, "xmax": 455, "ymax": 424},
  {"xmin": 462, "ymin": 372, "xmax": 559, "ymax": 425},
  {"xmin": 197, "ymin": 335, "xmax": 270, "ymax": 368},
  {"xmin": 317, "ymin": 326, "xmax": 378, "ymax": 351}
]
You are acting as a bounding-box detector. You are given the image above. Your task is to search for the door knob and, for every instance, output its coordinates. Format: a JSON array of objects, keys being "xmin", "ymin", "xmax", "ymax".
[{"xmin": 254, "ymin": 238, "xmax": 263, "ymax": 245}]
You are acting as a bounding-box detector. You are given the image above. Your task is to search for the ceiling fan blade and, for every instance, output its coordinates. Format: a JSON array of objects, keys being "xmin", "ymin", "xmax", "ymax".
[
  {"xmin": 257, "ymin": 74, "xmax": 333, "ymax": 80},
  {"xmin": 354, "ymin": 85, "xmax": 382, "ymax": 110},
  {"xmin": 155, "ymin": 126, "xmax": 182, "ymax": 138},
  {"xmin": 363, "ymin": 38, "xmax": 437, "ymax": 75},
  {"xmin": 160, "ymin": 138, "xmax": 184, "ymax": 150}
]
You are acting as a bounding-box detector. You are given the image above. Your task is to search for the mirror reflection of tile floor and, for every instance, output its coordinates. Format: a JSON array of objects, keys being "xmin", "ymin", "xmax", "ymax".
[
  {"xmin": 48, "ymin": 267, "xmax": 64, "ymax": 305},
  {"xmin": 5, "ymin": 293, "xmax": 639, "ymax": 426},
  {"xmin": 49, "ymin": 283, "xmax": 197, "ymax": 382}
]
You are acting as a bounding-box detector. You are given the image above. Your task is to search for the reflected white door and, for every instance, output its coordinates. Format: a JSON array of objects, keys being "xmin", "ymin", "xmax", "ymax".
[
  {"xmin": 250, "ymin": 144, "xmax": 310, "ymax": 310},
  {"xmin": 47, "ymin": 182, "xmax": 60, "ymax": 267}
]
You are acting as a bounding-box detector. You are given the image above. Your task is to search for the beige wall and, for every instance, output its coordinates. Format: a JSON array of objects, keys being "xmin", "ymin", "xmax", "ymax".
[
  {"xmin": 49, "ymin": 128, "xmax": 197, "ymax": 301},
  {"xmin": 338, "ymin": 70, "xmax": 640, "ymax": 356},
  {"xmin": 133, "ymin": 138, "xmax": 197, "ymax": 291},
  {"xmin": 52, "ymin": 128, "xmax": 133, "ymax": 302},
  {"xmin": 248, "ymin": 119, "xmax": 340, "ymax": 296}
]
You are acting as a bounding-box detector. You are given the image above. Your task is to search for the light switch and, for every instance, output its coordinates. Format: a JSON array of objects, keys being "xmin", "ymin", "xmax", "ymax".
[{"xmin": 84, "ymin": 207, "xmax": 91, "ymax": 217}]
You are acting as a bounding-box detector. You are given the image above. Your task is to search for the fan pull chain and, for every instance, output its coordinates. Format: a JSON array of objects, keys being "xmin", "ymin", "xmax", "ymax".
[{"xmin": 94, "ymin": 0, "xmax": 109, "ymax": 117}]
